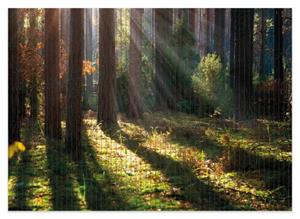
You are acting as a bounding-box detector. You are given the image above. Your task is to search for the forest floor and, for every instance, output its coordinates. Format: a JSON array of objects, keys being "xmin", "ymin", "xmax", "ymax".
[{"xmin": 8, "ymin": 111, "xmax": 292, "ymax": 210}]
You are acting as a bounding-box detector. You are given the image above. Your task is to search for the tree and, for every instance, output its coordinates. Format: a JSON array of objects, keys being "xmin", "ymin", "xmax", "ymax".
[
  {"xmin": 274, "ymin": 9, "xmax": 284, "ymax": 120},
  {"xmin": 259, "ymin": 9, "xmax": 266, "ymax": 80},
  {"xmin": 230, "ymin": 9, "xmax": 254, "ymax": 120},
  {"xmin": 66, "ymin": 9, "xmax": 84, "ymax": 161},
  {"xmin": 85, "ymin": 8, "xmax": 93, "ymax": 96},
  {"xmin": 274, "ymin": 9, "xmax": 284, "ymax": 82},
  {"xmin": 44, "ymin": 9, "xmax": 61, "ymax": 139},
  {"xmin": 9, "ymin": 9, "xmax": 20, "ymax": 144},
  {"xmin": 214, "ymin": 9, "xmax": 225, "ymax": 63},
  {"xmin": 154, "ymin": 9, "xmax": 175, "ymax": 109},
  {"xmin": 189, "ymin": 9, "xmax": 196, "ymax": 34},
  {"xmin": 128, "ymin": 9, "xmax": 143, "ymax": 119},
  {"xmin": 60, "ymin": 9, "xmax": 70, "ymax": 120},
  {"xmin": 98, "ymin": 9, "xmax": 117, "ymax": 127},
  {"xmin": 29, "ymin": 9, "xmax": 38, "ymax": 121}
]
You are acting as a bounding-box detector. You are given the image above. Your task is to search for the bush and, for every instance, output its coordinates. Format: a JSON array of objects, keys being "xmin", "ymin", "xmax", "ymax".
[{"xmin": 192, "ymin": 53, "xmax": 232, "ymax": 116}]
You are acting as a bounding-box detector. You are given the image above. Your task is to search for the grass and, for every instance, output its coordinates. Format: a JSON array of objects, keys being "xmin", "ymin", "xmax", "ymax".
[{"xmin": 8, "ymin": 111, "xmax": 292, "ymax": 210}]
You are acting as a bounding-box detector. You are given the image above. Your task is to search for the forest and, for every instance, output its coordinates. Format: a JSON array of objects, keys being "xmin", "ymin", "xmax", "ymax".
[{"xmin": 8, "ymin": 8, "xmax": 292, "ymax": 210}]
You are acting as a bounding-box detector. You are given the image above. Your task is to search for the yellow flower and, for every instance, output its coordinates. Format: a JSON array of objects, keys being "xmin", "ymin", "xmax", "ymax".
[
  {"xmin": 8, "ymin": 141, "xmax": 26, "ymax": 159},
  {"xmin": 8, "ymin": 145, "xmax": 16, "ymax": 159},
  {"xmin": 15, "ymin": 141, "xmax": 26, "ymax": 152}
]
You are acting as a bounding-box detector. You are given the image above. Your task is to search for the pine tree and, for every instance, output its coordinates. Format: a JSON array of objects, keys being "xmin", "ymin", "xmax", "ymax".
[
  {"xmin": 230, "ymin": 9, "xmax": 254, "ymax": 120},
  {"xmin": 66, "ymin": 9, "xmax": 84, "ymax": 161},
  {"xmin": 44, "ymin": 9, "xmax": 62, "ymax": 139},
  {"xmin": 9, "ymin": 9, "xmax": 20, "ymax": 144},
  {"xmin": 128, "ymin": 9, "xmax": 143, "ymax": 119},
  {"xmin": 98, "ymin": 9, "xmax": 117, "ymax": 127}
]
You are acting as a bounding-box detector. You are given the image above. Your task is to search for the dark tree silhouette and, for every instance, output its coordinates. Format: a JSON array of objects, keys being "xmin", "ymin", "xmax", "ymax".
[
  {"xmin": 9, "ymin": 9, "xmax": 20, "ymax": 144},
  {"xmin": 230, "ymin": 9, "xmax": 254, "ymax": 120},
  {"xmin": 29, "ymin": 10, "xmax": 38, "ymax": 121},
  {"xmin": 274, "ymin": 9, "xmax": 284, "ymax": 120},
  {"xmin": 66, "ymin": 9, "xmax": 84, "ymax": 161},
  {"xmin": 214, "ymin": 9, "xmax": 225, "ymax": 63},
  {"xmin": 259, "ymin": 9, "xmax": 265, "ymax": 80},
  {"xmin": 44, "ymin": 9, "xmax": 62, "ymax": 139},
  {"xmin": 98, "ymin": 9, "xmax": 117, "ymax": 127},
  {"xmin": 154, "ymin": 9, "xmax": 175, "ymax": 109}
]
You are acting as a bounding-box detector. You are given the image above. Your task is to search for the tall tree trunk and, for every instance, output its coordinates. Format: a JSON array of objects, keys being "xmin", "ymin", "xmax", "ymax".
[
  {"xmin": 259, "ymin": 9, "xmax": 265, "ymax": 81},
  {"xmin": 18, "ymin": 12, "xmax": 27, "ymax": 120},
  {"xmin": 128, "ymin": 9, "xmax": 143, "ymax": 119},
  {"xmin": 9, "ymin": 9, "xmax": 20, "ymax": 144},
  {"xmin": 231, "ymin": 9, "xmax": 254, "ymax": 120},
  {"xmin": 98, "ymin": 9, "xmax": 117, "ymax": 127},
  {"xmin": 274, "ymin": 9, "xmax": 284, "ymax": 120},
  {"xmin": 229, "ymin": 10, "xmax": 235, "ymax": 89},
  {"xmin": 274, "ymin": 9, "xmax": 284, "ymax": 82},
  {"xmin": 214, "ymin": 9, "xmax": 225, "ymax": 62},
  {"xmin": 154, "ymin": 9, "xmax": 175, "ymax": 109},
  {"xmin": 66, "ymin": 9, "xmax": 83, "ymax": 161},
  {"xmin": 29, "ymin": 10, "xmax": 38, "ymax": 121},
  {"xmin": 60, "ymin": 9, "xmax": 70, "ymax": 120},
  {"xmin": 45, "ymin": 9, "xmax": 62, "ymax": 139},
  {"xmin": 206, "ymin": 9, "xmax": 210, "ymax": 54},
  {"xmin": 189, "ymin": 9, "xmax": 196, "ymax": 34},
  {"xmin": 85, "ymin": 8, "xmax": 93, "ymax": 96},
  {"xmin": 215, "ymin": 9, "xmax": 226, "ymax": 90}
]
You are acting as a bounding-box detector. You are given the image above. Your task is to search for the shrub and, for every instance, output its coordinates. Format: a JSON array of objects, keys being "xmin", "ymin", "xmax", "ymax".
[{"xmin": 192, "ymin": 53, "xmax": 232, "ymax": 116}]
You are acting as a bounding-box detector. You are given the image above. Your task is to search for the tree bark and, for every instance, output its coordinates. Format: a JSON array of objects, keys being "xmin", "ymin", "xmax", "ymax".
[
  {"xmin": 154, "ymin": 9, "xmax": 175, "ymax": 109},
  {"xmin": 214, "ymin": 9, "xmax": 225, "ymax": 62},
  {"xmin": 231, "ymin": 9, "xmax": 254, "ymax": 120},
  {"xmin": 85, "ymin": 8, "xmax": 93, "ymax": 95},
  {"xmin": 274, "ymin": 9, "xmax": 284, "ymax": 120},
  {"xmin": 66, "ymin": 9, "xmax": 84, "ymax": 161},
  {"xmin": 259, "ymin": 9, "xmax": 265, "ymax": 81},
  {"xmin": 98, "ymin": 9, "xmax": 117, "ymax": 127},
  {"xmin": 9, "ymin": 9, "xmax": 20, "ymax": 144},
  {"xmin": 274, "ymin": 9, "xmax": 284, "ymax": 82},
  {"xmin": 60, "ymin": 9, "xmax": 70, "ymax": 120},
  {"xmin": 128, "ymin": 9, "xmax": 143, "ymax": 119},
  {"xmin": 29, "ymin": 10, "xmax": 38, "ymax": 121},
  {"xmin": 45, "ymin": 9, "xmax": 62, "ymax": 139},
  {"xmin": 189, "ymin": 9, "xmax": 196, "ymax": 34}
]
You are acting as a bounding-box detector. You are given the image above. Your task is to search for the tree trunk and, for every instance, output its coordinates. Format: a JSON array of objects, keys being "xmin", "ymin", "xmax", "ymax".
[
  {"xmin": 66, "ymin": 9, "xmax": 84, "ymax": 161},
  {"xmin": 85, "ymin": 8, "xmax": 93, "ymax": 96},
  {"xmin": 231, "ymin": 9, "xmax": 254, "ymax": 120},
  {"xmin": 259, "ymin": 9, "xmax": 265, "ymax": 81},
  {"xmin": 205, "ymin": 9, "xmax": 210, "ymax": 54},
  {"xmin": 45, "ymin": 9, "xmax": 62, "ymax": 140},
  {"xmin": 9, "ymin": 9, "xmax": 20, "ymax": 144},
  {"xmin": 17, "ymin": 12, "xmax": 27, "ymax": 120},
  {"xmin": 274, "ymin": 9, "xmax": 284, "ymax": 82},
  {"xmin": 214, "ymin": 9, "xmax": 225, "ymax": 62},
  {"xmin": 98, "ymin": 9, "xmax": 117, "ymax": 127},
  {"xmin": 274, "ymin": 9, "xmax": 284, "ymax": 120},
  {"xmin": 189, "ymin": 9, "xmax": 196, "ymax": 34},
  {"xmin": 29, "ymin": 10, "xmax": 38, "ymax": 121},
  {"xmin": 128, "ymin": 9, "xmax": 143, "ymax": 119},
  {"xmin": 154, "ymin": 9, "xmax": 175, "ymax": 109},
  {"xmin": 60, "ymin": 9, "xmax": 70, "ymax": 120}
]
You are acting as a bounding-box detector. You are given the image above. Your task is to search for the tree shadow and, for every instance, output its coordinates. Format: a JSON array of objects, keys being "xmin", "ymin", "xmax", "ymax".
[
  {"xmin": 9, "ymin": 126, "xmax": 35, "ymax": 210},
  {"xmin": 46, "ymin": 139, "xmax": 81, "ymax": 210},
  {"xmin": 9, "ymin": 149, "xmax": 32, "ymax": 210},
  {"xmin": 74, "ymin": 128, "xmax": 132, "ymax": 210},
  {"xmin": 104, "ymin": 126, "xmax": 239, "ymax": 210}
]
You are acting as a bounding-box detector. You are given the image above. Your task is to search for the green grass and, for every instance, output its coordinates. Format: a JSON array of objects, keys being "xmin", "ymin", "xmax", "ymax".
[{"xmin": 8, "ymin": 111, "xmax": 292, "ymax": 210}]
